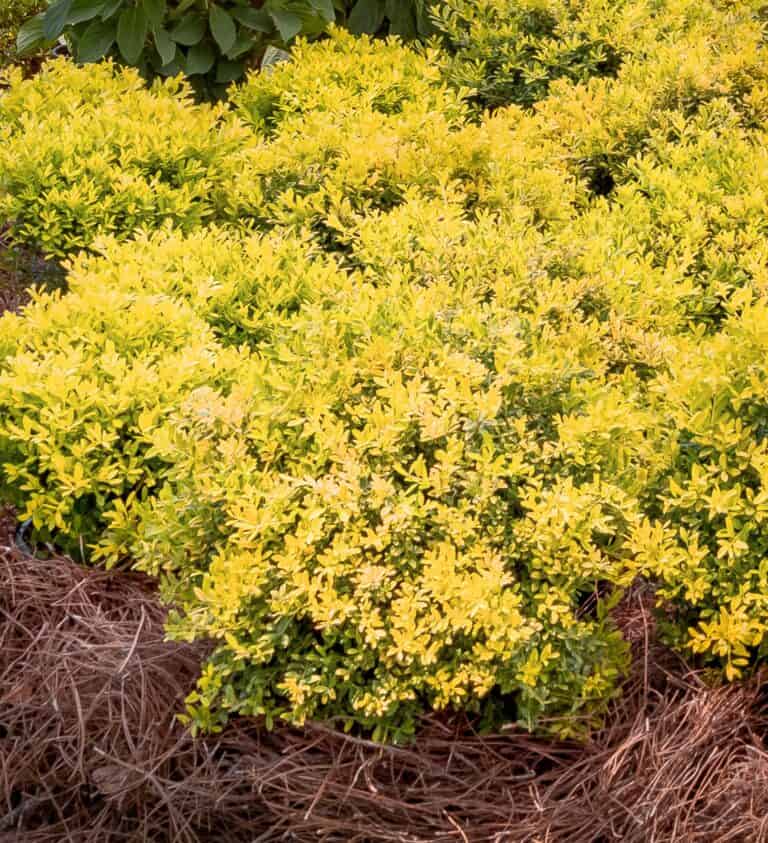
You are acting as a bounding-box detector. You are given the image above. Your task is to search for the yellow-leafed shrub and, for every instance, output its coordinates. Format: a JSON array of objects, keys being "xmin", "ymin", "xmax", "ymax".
[
  {"xmin": 3, "ymin": 1, "xmax": 768, "ymax": 738},
  {"xmin": 43, "ymin": 225, "xmax": 639, "ymax": 739},
  {"xmin": 432, "ymin": 0, "xmax": 768, "ymax": 111},
  {"xmin": 0, "ymin": 282, "xmax": 247, "ymax": 548},
  {"xmin": 0, "ymin": 61, "xmax": 250, "ymax": 257}
]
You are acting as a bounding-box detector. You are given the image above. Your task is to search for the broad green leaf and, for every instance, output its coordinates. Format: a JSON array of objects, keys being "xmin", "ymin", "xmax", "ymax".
[
  {"xmin": 76, "ymin": 17, "xmax": 116, "ymax": 61},
  {"xmin": 185, "ymin": 40, "xmax": 215, "ymax": 74},
  {"xmin": 168, "ymin": 0, "xmax": 197, "ymax": 16},
  {"xmin": 156, "ymin": 46, "xmax": 182, "ymax": 74},
  {"xmin": 230, "ymin": 7, "xmax": 272, "ymax": 31},
  {"xmin": 16, "ymin": 14, "xmax": 47, "ymax": 54},
  {"xmin": 152, "ymin": 24, "xmax": 175, "ymax": 64},
  {"xmin": 415, "ymin": 1, "xmax": 437, "ymax": 36},
  {"xmin": 100, "ymin": 0, "xmax": 124, "ymax": 20},
  {"xmin": 169, "ymin": 13, "xmax": 206, "ymax": 45},
  {"xmin": 311, "ymin": 0, "xmax": 336, "ymax": 22},
  {"xmin": 347, "ymin": 0, "xmax": 385, "ymax": 35},
  {"xmin": 117, "ymin": 5, "xmax": 147, "ymax": 63},
  {"xmin": 43, "ymin": 0, "xmax": 74, "ymax": 40},
  {"xmin": 384, "ymin": 0, "xmax": 415, "ymax": 36},
  {"xmin": 215, "ymin": 57, "xmax": 244, "ymax": 84},
  {"xmin": 209, "ymin": 5, "xmax": 236, "ymax": 53},
  {"xmin": 269, "ymin": 8, "xmax": 302, "ymax": 41},
  {"xmin": 142, "ymin": 0, "xmax": 166, "ymax": 28},
  {"xmin": 67, "ymin": 0, "xmax": 106, "ymax": 25},
  {"xmin": 225, "ymin": 32, "xmax": 255, "ymax": 60}
]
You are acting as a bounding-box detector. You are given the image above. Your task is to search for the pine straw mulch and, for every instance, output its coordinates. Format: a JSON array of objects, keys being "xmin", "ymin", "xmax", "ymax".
[{"xmin": 1, "ymin": 508, "xmax": 768, "ymax": 843}]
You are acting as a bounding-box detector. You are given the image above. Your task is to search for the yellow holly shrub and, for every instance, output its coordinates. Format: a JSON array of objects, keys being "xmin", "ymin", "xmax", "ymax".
[
  {"xmin": 81, "ymin": 224, "xmax": 636, "ymax": 738},
  {"xmin": 2, "ymin": 0, "xmax": 768, "ymax": 738},
  {"xmin": 0, "ymin": 61, "xmax": 250, "ymax": 257}
]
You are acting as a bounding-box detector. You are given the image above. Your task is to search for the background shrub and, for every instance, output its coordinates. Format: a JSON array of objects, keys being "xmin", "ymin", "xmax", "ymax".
[
  {"xmin": 0, "ymin": 60, "xmax": 251, "ymax": 256},
  {"xmin": 16, "ymin": 0, "xmax": 432, "ymax": 90}
]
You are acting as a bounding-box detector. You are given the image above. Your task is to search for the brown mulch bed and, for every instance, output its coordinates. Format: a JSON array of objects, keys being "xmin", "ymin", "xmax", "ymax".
[{"xmin": 2, "ymin": 510, "xmax": 768, "ymax": 842}]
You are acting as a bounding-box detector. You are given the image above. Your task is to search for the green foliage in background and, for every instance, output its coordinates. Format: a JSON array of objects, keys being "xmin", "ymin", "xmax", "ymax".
[{"xmin": 15, "ymin": 0, "xmax": 432, "ymax": 88}]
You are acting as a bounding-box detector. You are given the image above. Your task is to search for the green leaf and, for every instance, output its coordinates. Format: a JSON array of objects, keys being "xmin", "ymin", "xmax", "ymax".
[
  {"xmin": 215, "ymin": 57, "xmax": 244, "ymax": 84},
  {"xmin": 156, "ymin": 46, "xmax": 182, "ymax": 75},
  {"xmin": 185, "ymin": 40, "xmax": 215, "ymax": 74},
  {"xmin": 142, "ymin": 0, "xmax": 166, "ymax": 28},
  {"xmin": 269, "ymin": 8, "xmax": 302, "ymax": 41},
  {"xmin": 152, "ymin": 24, "xmax": 175, "ymax": 65},
  {"xmin": 384, "ymin": 0, "xmax": 415, "ymax": 37},
  {"xmin": 347, "ymin": 0, "xmax": 385, "ymax": 35},
  {"xmin": 16, "ymin": 13, "xmax": 47, "ymax": 55},
  {"xmin": 311, "ymin": 0, "xmax": 336, "ymax": 22},
  {"xmin": 43, "ymin": 0, "xmax": 74, "ymax": 40},
  {"xmin": 209, "ymin": 5, "xmax": 236, "ymax": 53},
  {"xmin": 169, "ymin": 13, "xmax": 206, "ymax": 45},
  {"xmin": 76, "ymin": 16, "xmax": 116, "ymax": 61},
  {"xmin": 229, "ymin": 7, "xmax": 272, "ymax": 31},
  {"xmin": 225, "ymin": 31, "xmax": 255, "ymax": 60},
  {"xmin": 100, "ymin": 0, "xmax": 124, "ymax": 20},
  {"xmin": 116, "ymin": 4, "xmax": 147, "ymax": 63},
  {"xmin": 67, "ymin": 0, "xmax": 106, "ymax": 25},
  {"xmin": 415, "ymin": 1, "xmax": 437, "ymax": 36}
]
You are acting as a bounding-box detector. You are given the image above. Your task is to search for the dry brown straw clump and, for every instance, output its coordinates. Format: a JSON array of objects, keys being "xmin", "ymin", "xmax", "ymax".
[{"xmin": 1, "ymin": 509, "xmax": 768, "ymax": 842}]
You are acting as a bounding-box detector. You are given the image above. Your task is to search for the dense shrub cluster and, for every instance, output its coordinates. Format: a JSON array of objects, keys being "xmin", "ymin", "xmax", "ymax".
[
  {"xmin": 432, "ymin": 0, "xmax": 768, "ymax": 111},
  {"xmin": 3, "ymin": 0, "xmax": 768, "ymax": 738}
]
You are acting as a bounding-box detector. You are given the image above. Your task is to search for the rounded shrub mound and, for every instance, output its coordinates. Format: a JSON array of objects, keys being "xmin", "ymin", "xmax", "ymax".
[
  {"xmin": 3, "ymin": 0, "xmax": 768, "ymax": 740},
  {"xmin": 0, "ymin": 60, "xmax": 250, "ymax": 257}
]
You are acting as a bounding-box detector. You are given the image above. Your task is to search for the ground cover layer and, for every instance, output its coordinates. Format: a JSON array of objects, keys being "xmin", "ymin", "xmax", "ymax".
[
  {"xmin": 4, "ymin": 0, "xmax": 768, "ymax": 836},
  {"xmin": 2, "ymin": 510, "xmax": 768, "ymax": 841}
]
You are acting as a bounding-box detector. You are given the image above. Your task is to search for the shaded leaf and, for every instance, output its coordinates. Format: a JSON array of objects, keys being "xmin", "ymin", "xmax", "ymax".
[
  {"xmin": 76, "ymin": 16, "xmax": 116, "ymax": 60},
  {"xmin": 312, "ymin": 0, "xmax": 336, "ymax": 22},
  {"xmin": 269, "ymin": 8, "xmax": 302, "ymax": 41},
  {"xmin": 230, "ymin": 7, "xmax": 272, "ymax": 31},
  {"xmin": 385, "ymin": 0, "xmax": 416, "ymax": 37},
  {"xmin": 100, "ymin": 0, "xmax": 124, "ymax": 20},
  {"xmin": 43, "ymin": 0, "xmax": 74, "ymax": 40},
  {"xmin": 152, "ymin": 24, "xmax": 175, "ymax": 65},
  {"xmin": 169, "ymin": 13, "xmax": 206, "ymax": 45},
  {"xmin": 185, "ymin": 40, "xmax": 215, "ymax": 74},
  {"xmin": 117, "ymin": 4, "xmax": 147, "ymax": 63},
  {"xmin": 67, "ymin": 0, "xmax": 106, "ymax": 26},
  {"xmin": 347, "ymin": 0, "xmax": 384, "ymax": 35},
  {"xmin": 225, "ymin": 32, "xmax": 255, "ymax": 60},
  {"xmin": 142, "ymin": 0, "xmax": 166, "ymax": 28},
  {"xmin": 156, "ymin": 46, "xmax": 183, "ymax": 75},
  {"xmin": 209, "ymin": 5, "xmax": 236, "ymax": 53},
  {"xmin": 215, "ymin": 57, "xmax": 244, "ymax": 83},
  {"xmin": 16, "ymin": 14, "xmax": 47, "ymax": 54}
]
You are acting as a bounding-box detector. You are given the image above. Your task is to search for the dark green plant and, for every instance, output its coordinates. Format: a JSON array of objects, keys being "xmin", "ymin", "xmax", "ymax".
[{"xmin": 16, "ymin": 0, "xmax": 431, "ymax": 87}]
